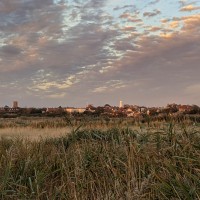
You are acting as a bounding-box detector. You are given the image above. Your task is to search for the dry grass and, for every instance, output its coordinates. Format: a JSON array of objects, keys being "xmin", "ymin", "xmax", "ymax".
[
  {"xmin": 0, "ymin": 127, "xmax": 71, "ymax": 141},
  {"xmin": 0, "ymin": 118, "xmax": 200, "ymax": 199}
]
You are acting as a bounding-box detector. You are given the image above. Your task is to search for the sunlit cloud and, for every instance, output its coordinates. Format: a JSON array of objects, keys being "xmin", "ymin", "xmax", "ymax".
[{"xmin": 180, "ymin": 5, "xmax": 200, "ymax": 12}]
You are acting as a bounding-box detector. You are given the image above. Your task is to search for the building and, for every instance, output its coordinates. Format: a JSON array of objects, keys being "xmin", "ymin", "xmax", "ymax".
[
  {"xmin": 65, "ymin": 108, "xmax": 86, "ymax": 113},
  {"xmin": 119, "ymin": 100, "xmax": 123, "ymax": 108},
  {"xmin": 178, "ymin": 105, "xmax": 193, "ymax": 113},
  {"xmin": 13, "ymin": 101, "xmax": 18, "ymax": 108},
  {"xmin": 46, "ymin": 107, "xmax": 64, "ymax": 114}
]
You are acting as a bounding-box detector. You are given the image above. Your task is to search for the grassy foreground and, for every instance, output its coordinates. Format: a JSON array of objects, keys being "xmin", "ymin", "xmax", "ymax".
[{"xmin": 0, "ymin": 123, "xmax": 200, "ymax": 199}]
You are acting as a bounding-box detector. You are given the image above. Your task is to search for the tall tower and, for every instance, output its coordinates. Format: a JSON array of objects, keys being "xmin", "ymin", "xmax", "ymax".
[
  {"xmin": 119, "ymin": 100, "xmax": 123, "ymax": 108},
  {"xmin": 13, "ymin": 101, "xmax": 18, "ymax": 108}
]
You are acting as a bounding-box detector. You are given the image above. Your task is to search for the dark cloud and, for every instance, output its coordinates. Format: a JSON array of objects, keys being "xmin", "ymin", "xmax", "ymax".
[
  {"xmin": 143, "ymin": 9, "xmax": 161, "ymax": 17},
  {"xmin": 0, "ymin": 0, "xmax": 55, "ymax": 13},
  {"xmin": 113, "ymin": 5, "xmax": 136, "ymax": 11},
  {"xmin": 83, "ymin": 0, "xmax": 107, "ymax": 8},
  {"xmin": 114, "ymin": 40, "xmax": 136, "ymax": 51},
  {"xmin": 1, "ymin": 45, "xmax": 22, "ymax": 56}
]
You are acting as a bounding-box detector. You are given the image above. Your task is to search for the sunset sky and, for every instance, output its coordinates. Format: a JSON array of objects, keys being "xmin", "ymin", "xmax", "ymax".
[{"xmin": 0, "ymin": 0, "xmax": 200, "ymax": 107}]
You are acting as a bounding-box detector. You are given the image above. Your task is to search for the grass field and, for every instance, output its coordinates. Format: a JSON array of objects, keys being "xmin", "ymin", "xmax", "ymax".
[
  {"xmin": 0, "ymin": 127, "xmax": 70, "ymax": 141},
  {"xmin": 0, "ymin": 117, "xmax": 200, "ymax": 199}
]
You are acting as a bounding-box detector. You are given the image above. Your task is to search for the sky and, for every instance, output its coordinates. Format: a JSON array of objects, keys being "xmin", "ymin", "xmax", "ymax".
[{"xmin": 0, "ymin": 0, "xmax": 200, "ymax": 107}]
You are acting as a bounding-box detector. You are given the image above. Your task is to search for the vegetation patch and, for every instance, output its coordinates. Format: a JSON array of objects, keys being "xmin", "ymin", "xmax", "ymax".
[{"xmin": 0, "ymin": 121, "xmax": 200, "ymax": 199}]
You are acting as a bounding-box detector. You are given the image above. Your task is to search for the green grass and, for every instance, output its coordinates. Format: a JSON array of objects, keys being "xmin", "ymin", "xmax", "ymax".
[{"xmin": 0, "ymin": 122, "xmax": 200, "ymax": 199}]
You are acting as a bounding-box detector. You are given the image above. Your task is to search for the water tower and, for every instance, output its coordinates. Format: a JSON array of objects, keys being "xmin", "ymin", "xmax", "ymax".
[{"xmin": 119, "ymin": 100, "xmax": 123, "ymax": 108}]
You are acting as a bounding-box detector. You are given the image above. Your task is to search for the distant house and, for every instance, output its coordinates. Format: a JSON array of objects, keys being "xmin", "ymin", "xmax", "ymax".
[
  {"xmin": 0, "ymin": 106, "xmax": 20, "ymax": 114},
  {"xmin": 85, "ymin": 107, "xmax": 96, "ymax": 113},
  {"xmin": 127, "ymin": 112, "xmax": 134, "ymax": 117},
  {"xmin": 147, "ymin": 108, "xmax": 157, "ymax": 116},
  {"xmin": 126, "ymin": 108, "xmax": 133, "ymax": 112},
  {"xmin": 65, "ymin": 108, "xmax": 86, "ymax": 113},
  {"xmin": 46, "ymin": 107, "xmax": 64, "ymax": 114},
  {"xmin": 178, "ymin": 105, "xmax": 193, "ymax": 113},
  {"xmin": 139, "ymin": 107, "xmax": 147, "ymax": 113},
  {"xmin": 8, "ymin": 108, "xmax": 20, "ymax": 113}
]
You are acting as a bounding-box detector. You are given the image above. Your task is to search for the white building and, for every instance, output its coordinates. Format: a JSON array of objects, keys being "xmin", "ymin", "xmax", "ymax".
[{"xmin": 65, "ymin": 108, "xmax": 86, "ymax": 113}]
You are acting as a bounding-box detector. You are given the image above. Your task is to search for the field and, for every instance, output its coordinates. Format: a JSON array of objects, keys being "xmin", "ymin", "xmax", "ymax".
[{"xmin": 0, "ymin": 116, "xmax": 200, "ymax": 199}]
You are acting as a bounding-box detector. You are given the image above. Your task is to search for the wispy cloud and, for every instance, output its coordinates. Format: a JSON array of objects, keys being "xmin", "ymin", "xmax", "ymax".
[
  {"xmin": 93, "ymin": 80, "xmax": 127, "ymax": 93},
  {"xmin": 148, "ymin": 0, "xmax": 160, "ymax": 5}
]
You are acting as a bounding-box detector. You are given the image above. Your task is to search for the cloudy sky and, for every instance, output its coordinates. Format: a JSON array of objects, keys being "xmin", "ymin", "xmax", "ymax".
[{"xmin": 0, "ymin": 0, "xmax": 200, "ymax": 107}]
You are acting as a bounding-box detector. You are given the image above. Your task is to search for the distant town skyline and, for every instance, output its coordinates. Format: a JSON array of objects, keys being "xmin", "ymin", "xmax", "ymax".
[
  {"xmin": 0, "ymin": 100, "xmax": 199, "ymax": 109},
  {"xmin": 0, "ymin": 0, "xmax": 200, "ymax": 107}
]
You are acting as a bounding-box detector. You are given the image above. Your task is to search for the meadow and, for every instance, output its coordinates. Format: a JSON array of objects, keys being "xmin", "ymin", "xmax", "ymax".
[{"xmin": 0, "ymin": 116, "xmax": 200, "ymax": 199}]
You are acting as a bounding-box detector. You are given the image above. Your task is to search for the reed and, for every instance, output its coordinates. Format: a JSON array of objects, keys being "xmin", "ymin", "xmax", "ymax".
[{"xmin": 0, "ymin": 118, "xmax": 200, "ymax": 199}]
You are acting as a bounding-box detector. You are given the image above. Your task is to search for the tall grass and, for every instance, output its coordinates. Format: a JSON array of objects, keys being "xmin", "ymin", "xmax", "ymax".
[
  {"xmin": 0, "ymin": 122, "xmax": 200, "ymax": 199},
  {"xmin": 1, "ymin": 115, "xmax": 196, "ymax": 129}
]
